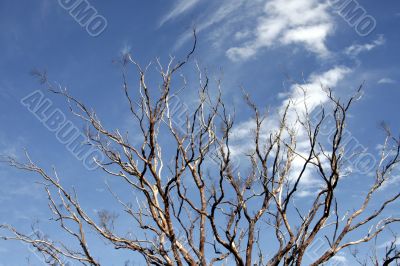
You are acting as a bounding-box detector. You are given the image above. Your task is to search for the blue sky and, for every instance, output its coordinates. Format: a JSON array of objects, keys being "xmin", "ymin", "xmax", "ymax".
[{"xmin": 0, "ymin": 0, "xmax": 399, "ymax": 265}]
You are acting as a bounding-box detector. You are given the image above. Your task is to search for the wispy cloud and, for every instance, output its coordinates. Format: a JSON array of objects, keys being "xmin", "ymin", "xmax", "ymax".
[
  {"xmin": 159, "ymin": 0, "xmax": 201, "ymax": 27},
  {"xmin": 230, "ymin": 66, "xmax": 351, "ymax": 142},
  {"xmin": 378, "ymin": 174, "xmax": 400, "ymax": 191},
  {"xmin": 278, "ymin": 66, "xmax": 351, "ymax": 187},
  {"xmin": 282, "ymin": 66, "xmax": 351, "ymax": 117},
  {"xmin": 227, "ymin": 0, "xmax": 334, "ymax": 61},
  {"xmin": 345, "ymin": 35, "xmax": 385, "ymax": 56},
  {"xmin": 0, "ymin": 140, "xmax": 18, "ymax": 158},
  {"xmin": 120, "ymin": 43, "xmax": 132, "ymax": 55},
  {"xmin": 167, "ymin": 0, "xmax": 335, "ymax": 60},
  {"xmin": 229, "ymin": 66, "xmax": 351, "ymax": 192},
  {"xmin": 172, "ymin": 0, "xmax": 249, "ymax": 50},
  {"xmin": 377, "ymin": 77, "xmax": 396, "ymax": 84},
  {"xmin": 378, "ymin": 237, "xmax": 400, "ymax": 249},
  {"xmin": 330, "ymin": 254, "xmax": 348, "ymax": 264}
]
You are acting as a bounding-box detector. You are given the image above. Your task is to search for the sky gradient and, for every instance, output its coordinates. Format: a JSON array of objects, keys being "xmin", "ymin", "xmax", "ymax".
[{"xmin": 0, "ymin": 0, "xmax": 399, "ymax": 265}]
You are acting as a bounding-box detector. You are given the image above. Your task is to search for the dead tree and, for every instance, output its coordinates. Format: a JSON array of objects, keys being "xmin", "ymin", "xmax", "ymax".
[{"xmin": 1, "ymin": 36, "xmax": 400, "ymax": 265}]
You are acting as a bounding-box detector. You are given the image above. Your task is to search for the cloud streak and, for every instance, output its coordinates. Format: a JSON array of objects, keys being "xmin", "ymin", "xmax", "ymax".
[
  {"xmin": 229, "ymin": 66, "xmax": 351, "ymax": 193},
  {"xmin": 227, "ymin": 0, "xmax": 334, "ymax": 61},
  {"xmin": 159, "ymin": 0, "xmax": 201, "ymax": 27},
  {"xmin": 163, "ymin": 0, "xmax": 335, "ymax": 60},
  {"xmin": 378, "ymin": 77, "xmax": 396, "ymax": 84},
  {"xmin": 345, "ymin": 35, "xmax": 385, "ymax": 56}
]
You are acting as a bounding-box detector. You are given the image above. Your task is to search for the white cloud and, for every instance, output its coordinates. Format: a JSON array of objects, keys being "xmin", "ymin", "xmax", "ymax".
[
  {"xmin": 231, "ymin": 66, "xmax": 351, "ymax": 140},
  {"xmin": 120, "ymin": 43, "xmax": 131, "ymax": 55},
  {"xmin": 167, "ymin": 0, "xmax": 335, "ymax": 60},
  {"xmin": 0, "ymin": 131, "xmax": 27, "ymax": 161},
  {"xmin": 378, "ymin": 174, "xmax": 400, "ymax": 191},
  {"xmin": 331, "ymin": 254, "xmax": 348, "ymax": 264},
  {"xmin": 234, "ymin": 30, "xmax": 252, "ymax": 41},
  {"xmin": 344, "ymin": 35, "xmax": 385, "ymax": 56},
  {"xmin": 282, "ymin": 66, "xmax": 351, "ymax": 119},
  {"xmin": 173, "ymin": 0, "xmax": 249, "ymax": 50},
  {"xmin": 296, "ymin": 190, "xmax": 317, "ymax": 198},
  {"xmin": 378, "ymin": 237, "xmax": 400, "ymax": 249},
  {"xmin": 281, "ymin": 67, "xmax": 350, "ymax": 186},
  {"xmin": 378, "ymin": 77, "xmax": 396, "ymax": 84},
  {"xmin": 159, "ymin": 0, "xmax": 201, "ymax": 27},
  {"xmin": 226, "ymin": 0, "xmax": 334, "ymax": 61},
  {"xmin": 229, "ymin": 66, "xmax": 351, "ymax": 191},
  {"xmin": 0, "ymin": 139, "xmax": 18, "ymax": 158}
]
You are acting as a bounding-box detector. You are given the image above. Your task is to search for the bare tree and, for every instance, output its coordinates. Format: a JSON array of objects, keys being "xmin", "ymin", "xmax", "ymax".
[{"xmin": 1, "ymin": 35, "xmax": 400, "ymax": 265}]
